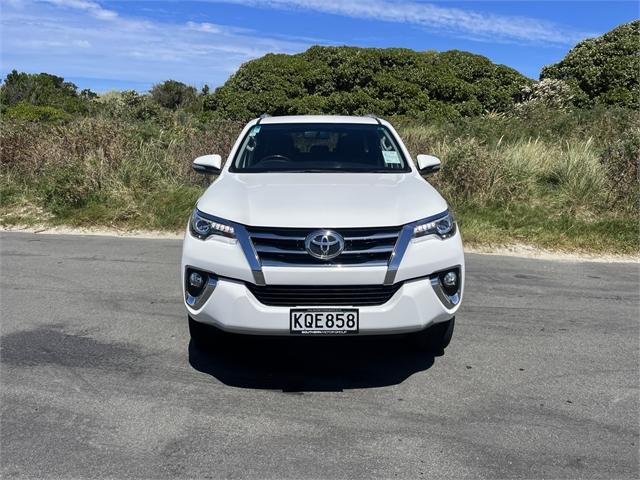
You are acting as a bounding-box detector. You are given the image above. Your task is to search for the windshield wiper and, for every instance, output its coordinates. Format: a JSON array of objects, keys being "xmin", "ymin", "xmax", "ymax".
[
  {"xmin": 325, "ymin": 169, "xmax": 408, "ymax": 173},
  {"xmin": 268, "ymin": 169, "xmax": 335, "ymax": 173},
  {"xmin": 241, "ymin": 168, "xmax": 408, "ymax": 173}
]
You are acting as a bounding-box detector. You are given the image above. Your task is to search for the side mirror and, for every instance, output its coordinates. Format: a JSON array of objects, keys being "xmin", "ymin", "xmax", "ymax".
[
  {"xmin": 416, "ymin": 154, "xmax": 441, "ymax": 175},
  {"xmin": 192, "ymin": 154, "xmax": 222, "ymax": 174}
]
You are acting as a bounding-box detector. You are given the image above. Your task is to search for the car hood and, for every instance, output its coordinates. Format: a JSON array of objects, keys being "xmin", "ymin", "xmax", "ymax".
[{"xmin": 196, "ymin": 173, "xmax": 448, "ymax": 228}]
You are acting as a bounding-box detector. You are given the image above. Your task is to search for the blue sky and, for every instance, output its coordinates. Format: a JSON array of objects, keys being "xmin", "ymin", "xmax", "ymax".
[{"xmin": 1, "ymin": 0, "xmax": 637, "ymax": 92}]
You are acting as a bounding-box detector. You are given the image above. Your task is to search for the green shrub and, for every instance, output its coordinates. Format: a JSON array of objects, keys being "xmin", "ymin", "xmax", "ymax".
[
  {"xmin": 149, "ymin": 80, "xmax": 197, "ymax": 110},
  {"xmin": 99, "ymin": 90, "xmax": 168, "ymax": 121},
  {"xmin": 209, "ymin": 46, "xmax": 530, "ymax": 120},
  {"xmin": 4, "ymin": 102, "xmax": 72, "ymax": 122},
  {"xmin": 40, "ymin": 162, "xmax": 93, "ymax": 214},
  {"xmin": 600, "ymin": 126, "xmax": 640, "ymax": 211},
  {"xmin": 516, "ymin": 79, "xmax": 575, "ymax": 113},
  {"xmin": 435, "ymin": 138, "xmax": 498, "ymax": 204},
  {"xmin": 541, "ymin": 20, "xmax": 639, "ymax": 107},
  {"xmin": 0, "ymin": 70, "xmax": 95, "ymax": 114}
]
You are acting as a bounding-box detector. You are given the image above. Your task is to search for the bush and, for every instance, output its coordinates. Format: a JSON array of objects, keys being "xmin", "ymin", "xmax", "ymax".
[
  {"xmin": 40, "ymin": 161, "xmax": 94, "ymax": 214},
  {"xmin": 516, "ymin": 79, "xmax": 574, "ymax": 113},
  {"xmin": 100, "ymin": 90, "xmax": 166, "ymax": 121},
  {"xmin": 4, "ymin": 102, "xmax": 71, "ymax": 122},
  {"xmin": 435, "ymin": 138, "xmax": 498, "ymax": 203},
  {"xmin": 209, "ymin": 46, "xmax": 530, "ymax": 120},
  {"xmin": 541, "ymin": 20, "xmax": 640, "ymax": 107},
  {"xmin": 600, "ymin": 126, "xmax": 640, "ymax": 211},
  {"xmin": 0, "ymin": 70, "xmax": 94, "ymax": 113},
  {"xmin": 149, "ymin": 80, "xmax": 197, "ymax": 110},
  {"xmin": 396, "ymin": 111, "xmax": 633, "ymax": 218}
]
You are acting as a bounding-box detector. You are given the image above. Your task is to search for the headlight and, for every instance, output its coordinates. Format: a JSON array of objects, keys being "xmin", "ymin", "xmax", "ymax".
[
  {"xmin": 189, "ymin": 209, "xmax": 235, "ymax": 240},
  {"xmin": 413, "ymin": 211, "xmax": 456, "ymax": 239}
]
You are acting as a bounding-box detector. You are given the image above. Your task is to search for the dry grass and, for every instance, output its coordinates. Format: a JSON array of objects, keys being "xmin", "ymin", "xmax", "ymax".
[
  {"xmin": 1, "ymin": 117, "xmax": 243, "ymax": 228},
  {"xmin": 1, "ymin": 110, "xmax": 638, "ymax": 252}
]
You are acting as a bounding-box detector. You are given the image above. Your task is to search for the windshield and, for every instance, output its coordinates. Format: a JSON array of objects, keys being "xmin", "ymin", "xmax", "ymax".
[{"xmin": 229, "ymin": 123, "xmax": 411, "ymax": 173}]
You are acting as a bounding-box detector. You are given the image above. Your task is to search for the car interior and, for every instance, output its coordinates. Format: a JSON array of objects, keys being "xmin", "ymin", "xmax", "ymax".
[{"xmin": 233, "ymin": 125, "xmax": 408, "ymax": 172}]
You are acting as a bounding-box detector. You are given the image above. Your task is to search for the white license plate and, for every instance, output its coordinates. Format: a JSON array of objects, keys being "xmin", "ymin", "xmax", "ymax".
[{"xmin": 290, "ymin": 309, "xmax": 359, "ymax": 335}]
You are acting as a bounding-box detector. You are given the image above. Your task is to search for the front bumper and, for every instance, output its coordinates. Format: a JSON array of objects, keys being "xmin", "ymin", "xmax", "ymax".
[
  {"xmin": 182, "ymin": 227, "xmax": 464, "ymax": 336},
  {"xmin": 185, "ymin": 274, "xmax": 460, "ymax": 335}
]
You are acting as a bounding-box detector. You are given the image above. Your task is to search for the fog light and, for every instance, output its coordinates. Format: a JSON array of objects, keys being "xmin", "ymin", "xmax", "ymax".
[
  {"xmin": 185, "ymin": 268, "xmax": 217, "ymax": 309},
  {"xmin": 186, "ymin": 269, "xmax": 207, "ymax": 298},
  {"xmin": 189, "ymin": 272, "xmax": 204, "ymax": 288},
  {"xmin": 431, "ymin": 267, "xmax": 461, "ymax": 308},
  {"xmin": 443, "ymin": 271, "xmax": 457, "ymax": 288}
]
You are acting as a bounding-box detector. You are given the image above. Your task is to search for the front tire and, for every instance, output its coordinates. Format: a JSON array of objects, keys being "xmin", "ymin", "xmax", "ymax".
[
  {"xmin": 413, "ymin": 317, "xmax": 455, "ymax": 354},
  {"xmin": 188, "ymin": 316, "xmax": 222, "ymax": 350}
]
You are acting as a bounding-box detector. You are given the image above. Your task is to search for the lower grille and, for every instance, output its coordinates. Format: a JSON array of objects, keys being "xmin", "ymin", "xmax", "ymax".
[{"xmin": 246, "ymin": 283, "xmax": 402, "ymax": 307}]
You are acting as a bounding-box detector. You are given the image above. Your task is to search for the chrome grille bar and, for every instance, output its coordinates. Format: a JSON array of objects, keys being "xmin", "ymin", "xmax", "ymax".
[
  {"xmin": 340, "ymin": 245, "xmax": 394, "ymax": 254},
  {"xmin": 254, "ymin": 245, "xmax": 309, "ymax": 255},
  {"xmin": 246, "ymin": 225, "xmax": 401, "ymax": 267},
  {"xmin": 249, "ymin": 232, "xmax": 306, "ymax": 241}
]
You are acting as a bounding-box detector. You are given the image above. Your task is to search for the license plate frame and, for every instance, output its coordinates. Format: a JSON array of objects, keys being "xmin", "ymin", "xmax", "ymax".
[{"xmin": 289, "ymin": 308, "xmax": 359, "ymax": 335}]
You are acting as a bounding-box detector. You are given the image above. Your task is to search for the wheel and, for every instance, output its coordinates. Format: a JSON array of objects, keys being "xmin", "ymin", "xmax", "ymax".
[
  {"xmin": 188, "ymin": 316, "xmax": 222, "ymax": 350},
  {"xmin": 413, "ymin": 317, "xmax": 455, "ymax": 354}
]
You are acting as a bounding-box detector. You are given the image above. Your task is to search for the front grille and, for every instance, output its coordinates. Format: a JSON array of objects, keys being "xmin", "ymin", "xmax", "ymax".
[
  {"xmin": 246, "ymin": 283, "xmax": 403, "ymax": 306},
  {"xmin": 246, "ymin": 226, "xmax": 401, "ymax": 266}
]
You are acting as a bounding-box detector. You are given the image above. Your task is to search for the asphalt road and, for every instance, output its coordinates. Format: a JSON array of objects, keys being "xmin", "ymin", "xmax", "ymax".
[{"xmin": 1, "ymin": 232, "xmax": 638, "ymax": 479}]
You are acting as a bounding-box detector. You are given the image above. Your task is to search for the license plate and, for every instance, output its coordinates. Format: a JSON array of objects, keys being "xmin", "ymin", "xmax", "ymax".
[{"xmin": 290, "ymin": 309, "xmax": 359, "ymax": 335}]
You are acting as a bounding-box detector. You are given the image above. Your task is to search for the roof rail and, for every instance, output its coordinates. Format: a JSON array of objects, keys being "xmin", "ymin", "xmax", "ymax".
[
  {"xmin": 365, "ymin": 114, "xmax": 382, "ymax": 124},
  {"xmin": 256, "ymin": 113, "xmax": 271, "ymax": 125}
]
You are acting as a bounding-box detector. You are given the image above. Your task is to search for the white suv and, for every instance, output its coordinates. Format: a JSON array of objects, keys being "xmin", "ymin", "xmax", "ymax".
[{"xmin": 181, "ymin": 115, "xmax": 464, "ymax": 352}]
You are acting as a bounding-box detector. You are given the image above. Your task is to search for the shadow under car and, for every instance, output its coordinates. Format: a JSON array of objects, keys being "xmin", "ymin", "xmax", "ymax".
[{"xmin": 188, "ymin": 330, "xmax": 439, "ymax": 392}]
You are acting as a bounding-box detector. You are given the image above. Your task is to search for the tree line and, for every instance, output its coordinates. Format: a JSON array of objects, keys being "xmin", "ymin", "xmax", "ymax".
[{"xmin": 0, "ymin": 20, "xmax": 637, "ymax": 123}]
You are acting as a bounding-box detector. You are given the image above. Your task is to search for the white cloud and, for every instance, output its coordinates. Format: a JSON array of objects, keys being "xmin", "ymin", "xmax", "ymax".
[
  {"xmin": 0, "ymin": 0, "xmax": 308, "ymax": 90},
  {"xmin": 186, "ymin": 21, "xmax": 223, "ymax": 34},
  {"xmin": 0, "ymin": 0, "xmax": 596, "ymax": 91},
  {"xmin": 214, "ymin": 0, "xmax": 594, "ymax": 45},
  {"xmin": 43, "ymin": 0, "xmax": 118, "ymax": 20}
]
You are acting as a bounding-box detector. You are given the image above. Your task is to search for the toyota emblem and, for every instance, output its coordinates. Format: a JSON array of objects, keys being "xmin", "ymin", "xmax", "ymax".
[{"xmin": 305, "ymin": 230, "xmax": 345, "ymax": 260}]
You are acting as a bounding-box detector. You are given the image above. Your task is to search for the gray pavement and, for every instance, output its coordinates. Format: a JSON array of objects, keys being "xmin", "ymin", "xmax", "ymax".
[{"xmin": 1, "ymin": 232, "xmax": 638, "ymax": 479}]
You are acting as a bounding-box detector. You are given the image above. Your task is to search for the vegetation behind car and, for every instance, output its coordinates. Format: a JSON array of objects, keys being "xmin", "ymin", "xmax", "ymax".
[{"xmin": 1, "ymin": 20, "xmax": 638, "ymax": 254}]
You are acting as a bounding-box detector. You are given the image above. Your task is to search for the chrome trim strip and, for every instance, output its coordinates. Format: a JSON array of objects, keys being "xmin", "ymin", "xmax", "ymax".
[
  {"xmin": 429, "ymin": 266, "xmax": 462, "ymax": 309},
  {"xmin": 234, "ymin": 224, "xmax": 266, "ymax": 285},
  {"xmin": 194, "ymin": 209, "xmax": 266, "ymax": 285},
  {"xmin": 254, "ymin": 245, "xmax": 308, "ymax": 254},
  {"xmin": 383, "ymin": 210, "xmax": 451, "ymax": 285},
  {"xmin": 260, "ymin": 259, "xmax": 388, "ymax": 267},
  {"xmin": 249, "ymin": 232, "xmax": 306, "ymax": 241},
  {"xmin": 430, "ymin": 277, "xmax": 460, "ymax": 308},
  {"xmin": 341, "ymin": 245, "xmax": 394, "ymax": 254},
  {"xmin": 250, "ymin": 231, "xmax": 399, "ymax": 242},
  {"xmin": 185, "ymin": 273, "xmax": 218, "ymax": 309},
  {"xmin": 383, "ymin": 224, "xmax": 414, "ymax": 285},
  {"xmin": 343, "ymin": 232, "xmax": 400, "ymax": 241},
  {"xmin": 255, "ymin": 244, "xmax": 393, "ymax": 255}
]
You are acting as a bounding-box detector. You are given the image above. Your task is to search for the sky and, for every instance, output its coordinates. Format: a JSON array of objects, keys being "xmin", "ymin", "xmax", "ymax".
[{"xmin": 1, "ymin": 0, "xmax": 637, "ymax": 92}]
